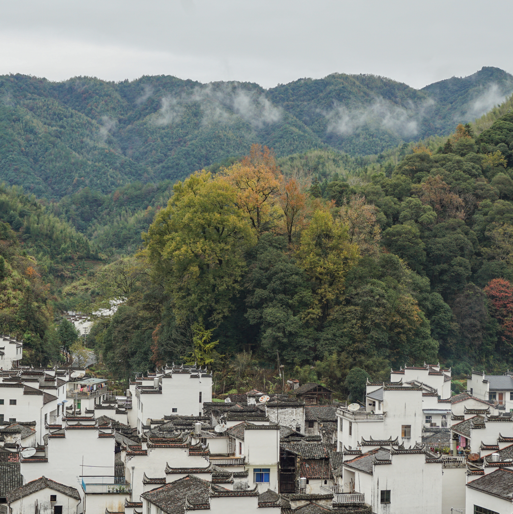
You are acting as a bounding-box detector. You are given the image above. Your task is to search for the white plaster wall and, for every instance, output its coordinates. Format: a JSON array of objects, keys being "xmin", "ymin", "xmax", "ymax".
[
  {"xmin": 452, "ymin": 398, "xmax": 498, "ymax": 417},
  {"xmin": 0, "ymin": 386, "xmax": 47, "ymax": 443},
  {"xmin": 383, "ymin": 389, "xmax": 424, "ymax": 445},
  {"xmin": 338, "ymin": 416, "xmax": 384, "ymax": 449},
  {"xmin": 371, "ymin": 454, "xmax": 442, "ymax": 514},
  {"xmin": 442, "ymin": 466, "xmax": 466, "ymax": 514},
  {"xmin": 467, "ymin": 375, "xmax": 489, "ymax": 401},
  {"xmin": 9, "ymin": 490, "xmax": 80, "ymax": 514},
  {"xmin": 466, "ymin": 486, "xmax": 512, "ymax": 514},
  {"xmin": 22, "ymin": 430, "xmax": 115, "ymax": 499},
  {"xmin": 83, "ymin": 492, "xmax": 129, "ymax": 514},
  {"xmin": 401, "ymin": 369, "xmax": 446, "ymax": 397},
  {"xmin": 304, "ymin": 478, "xmax": 330, "ymax": 495},
  {"xmin": 209, "ymin": 495, "xmax": 275, "ymax": 514},
  {"xmin": 126, "ymin": 446, "xmax": 208, "ymax": 501}
]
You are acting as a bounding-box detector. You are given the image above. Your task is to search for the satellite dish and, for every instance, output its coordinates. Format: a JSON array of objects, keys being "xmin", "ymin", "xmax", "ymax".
[
  {"xmin": 71, "ymin": 371, "xmax": 83, "ymax": 378},
  {"xmin": 224, "ymin": 398, "xmax": 232, "ymax": 403},
  {"xmin": 348, "ymin": 403, "xmax": 360, "ymax": 412},
  {"xmin": 21, "ymin": 448, "xmax": 36, "ymax": 458},
  {"xmin": 259, "ymin": 395, "xmax": 270, "ymax": 403},
  {"xmin": 214, "ymin": 424, "xmax": 228, "ymax": 433}
]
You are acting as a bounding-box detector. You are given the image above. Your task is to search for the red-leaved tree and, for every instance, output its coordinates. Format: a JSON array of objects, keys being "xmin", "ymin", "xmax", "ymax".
[{"xmin": 484, "ymin": 278, "xmax": 513, "ymax": 344}]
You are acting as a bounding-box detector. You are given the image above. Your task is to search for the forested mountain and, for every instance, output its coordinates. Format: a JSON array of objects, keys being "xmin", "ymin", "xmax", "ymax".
[
  {"xmin": 0, "ymin": 68, "xmax": 512, "ymax": 200},
  {"xmin": 0, "ymin": 184, "xmax": 100, "ymax": 364},
  {"xmin": 70, "ymin": 110, "xmax": 513, "ymax": 393}
]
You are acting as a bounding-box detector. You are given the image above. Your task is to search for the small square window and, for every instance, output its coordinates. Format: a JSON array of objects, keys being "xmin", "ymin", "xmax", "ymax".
[
  {"xmin": 0, "ymin": 399, "xmax": 3, "ymax": 405},
  {"xmin": 381, "ymin": 490, "xmax": 391, "ymax": 504},
  {"xmin": 308, "ymin": 421, "xmax": 315, "ymax": 428},
  {"xmin": 9, "ymin": 399, "xmax": 16, "ymax": 405},
  {"xmin": 50, "ymin": 495, "xmax": 57, "ymax": 502},
  {"xmin": 489, "ymin": 392, "xmax": 497, "ymax": 401},
  {"xmin": 9, "ymin": 418, "xmax": 16, "ymax": 423},
  {"xmin": 254, "ymin": 468, "xmax": 270, "ymax": 483},
  {"xmin": 425, "ymin": 416, "xmax": 432, "ymax": 424},
  {"xmin": 401, "ymin": 425, "xmax": 411, "ymax": 439},
  {"xmin": 172, "ymin": 408, "xmax": 177, "ymax": 413}
]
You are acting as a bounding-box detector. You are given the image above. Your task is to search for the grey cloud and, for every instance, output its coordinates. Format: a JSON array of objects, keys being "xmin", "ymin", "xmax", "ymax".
[
  {"xmin": 326, "ymin": 98, "xmax": 434, "ymax": 138},
  {"xmin": 152, "ymin": 84, "xmax": 282, "ymax": 129},
  {"xmin": 136, "ymin": 84, "xmax": 154, "ymax": 105},
  {"xmin": 465, "ymin": 83, "xmax": 513, "ymax": 120},
  {"xmin": 98, "ymin": 115, "xmax": 117, "ymax": 142}
]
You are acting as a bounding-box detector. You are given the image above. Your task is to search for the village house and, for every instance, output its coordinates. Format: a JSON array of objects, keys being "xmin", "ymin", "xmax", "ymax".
[
  {"xmin": 6, "ymin": 476, "xmax": 81, "ymax": 514},
  {"xmin": 467, "ymin": 371, "xmax": 513, "ymax": 411},
  {"xmin": 293, "ymin": 383, "xmax": 333, "ymax": 405},
  {"xmin": 0, "ymin": 336, "xmax": 23, "ymax": 371},
  {"xmin": 466, "ymin": 468, "xmax": 513, "ymax": 514},
  {"xmin": 390, "ymin": 364, "xmax": 452, "ymax": 399}
]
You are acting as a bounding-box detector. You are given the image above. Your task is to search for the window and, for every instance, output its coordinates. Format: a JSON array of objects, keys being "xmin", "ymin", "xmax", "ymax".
[
  {"xmin": 401, "ymin": 425, "xmax": 411, "ymax": 439},
  {"xmin": 254, "ymin": 468, "xmax": 270, "ymax": 483},
  {"xmin": 172, "ymin": 408, "xmax": 177, "ymax": 413},
  {"xmin": 349, "ymin": 421, "xmax": 352, "ymax": 436},
  {"xmin": 199, "ymin": 392, "xmax": 202, "ymax": 403},
  {"xmin": 239, "ymin": 442, "xmax": 242, "ymax": 455},
  {"xmin": 9, "ymin": 418, "xmax": 16, "ymax": 423},
  {"xmin": 380, "ymin": 490, "xmax": 391, "ymax": 504},
  {"xmin": 474, "ymin": 506, "xmax": 499, "ymax": 514},
  {"xmin": 9, "ymin": 399, "xmax": 16, "ymax": 405},
  {"xmin": 0, "ymin": 415, "xmax": 3, "ymax": 423},
  {"xmin": 489, "ymin": 392, "xmax": 497, "ymax": 401},
  {"xmin": 50, "ymin": 495, "xmax": 57, "ymax": 502},
  {"xmin": 470, "ymin": 388, "xmax": 473, "ymax": 395},
  {"xmin": 425, "ymin": 416, "xmax": 432, "ymax": 424},
  {"xmin": 57, "ymin": 405, "xmax": 60, "ymax": 417},
  {"xmin": 0, "ymin": 399, "xmax": 3, "ymax": 405},
  {"xmin": 44, "ymin": 414, "xmax": 48, "ymax": 425},
  {"xmin": 308, "ymin": 421, "xmax": 315, "ymax": 428},
  {"xmin": 510, "ymin": 392, "xmax": 513, "ymax": 401}
]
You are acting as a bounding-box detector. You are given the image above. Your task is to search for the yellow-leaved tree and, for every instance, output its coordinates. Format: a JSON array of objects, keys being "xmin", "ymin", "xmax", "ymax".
[{"xmin": 296, "ymin": 210, "xmax": 360, "ymax": 323}]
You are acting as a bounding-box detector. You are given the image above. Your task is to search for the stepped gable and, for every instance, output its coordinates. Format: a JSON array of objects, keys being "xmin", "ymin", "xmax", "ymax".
[
  {"xmin": 142, "ymin": 473, "xmax": 166, "ymax": 485},
  {"xmin": 165, "ymin": 463, "xmax": 213, "ymax": 475},
  {"xmin": 467, "ymin": 468, "xmax": 513, "ymax": 500},
  {"xmin": 360, "ymin": 436, "xmax": 398, "ymax": 447},
  {"xmin": 483, "ymin": 443, "xmax": 513, "ymax": 466},
  {"xmin": 450, "ymin": 392, "xmax": 494, "ymax": 407},
  {"xmin": 6, "ymin": 476, "xmax": 80, "ymax": 503}
]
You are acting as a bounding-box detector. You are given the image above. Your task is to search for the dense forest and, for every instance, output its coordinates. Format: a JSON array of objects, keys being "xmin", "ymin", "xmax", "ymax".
[
  {"xmin": 2, "ymin": 68, "xmax": 513, "ymax": 397},
  {"xmin": 0, "ymin": 67, "xmax": 512, "ymax": 199}
]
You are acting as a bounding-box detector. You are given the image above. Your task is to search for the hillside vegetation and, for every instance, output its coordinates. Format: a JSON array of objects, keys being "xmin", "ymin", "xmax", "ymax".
[{"xmin": 1, "ymin": 67, "xmax": 512, "ymax": 200}]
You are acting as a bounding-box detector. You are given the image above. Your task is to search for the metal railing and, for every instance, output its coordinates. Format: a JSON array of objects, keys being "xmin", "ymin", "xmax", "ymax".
[
  {"xmin": 337, "ymin": 408, "xmax": 384, "ymax": 421},
  {"xmin": 208, "ymin": 456, "xmax": 245, "ymax": 465},
  {"xmin": 333, "ymin": 492, "xmax": 365, "ymax": 504},
  {"xmin": 80, "ymin": 476, "xmax": 131, "ymax": 494}
]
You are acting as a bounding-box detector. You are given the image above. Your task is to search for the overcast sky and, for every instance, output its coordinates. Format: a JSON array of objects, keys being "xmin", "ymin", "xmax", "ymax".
[{"xmin": 0, "ymin": 0, "xmax": 511, "ymax": 90}]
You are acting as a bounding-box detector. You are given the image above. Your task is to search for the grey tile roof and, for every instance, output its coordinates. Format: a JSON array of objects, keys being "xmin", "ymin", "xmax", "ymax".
[
  {"xmin": 451, "ymin": 416, "xmax": 486, "ymax": 438},
  {"xmin": 0, "ymin": 463, "xmax": 22, "ymax": 497},
  {"xmin": 486, "ymin": 375, "xmax": 513, "ymax": 391},
  {"xmin": 305, "ymin": 405, "xmax": 338, "ymax": 422},
  {"xmin": 294, "ymin": 383, "xmax": 333, "ymax": 395},
  {"xmin": 467, "ymin": 468, "xmax": 513, "ymax": 499},
  {"xmin": 343, "ymin": 448, "xmax": 391, "ymax": 475},
  {"xmin": 6, "ymin": 476, "xmax": 80, "ymax": 503},
  {"xmin": 281, "ymin": 442, "xmax": 335, "ymax": 459},
  {"xmin": 141, "ymin": 475, "xmax": 210, "ymax": 513},
  {"xmin": 366, "ymin": 388, "xmax": 383, "ymax": 402}
]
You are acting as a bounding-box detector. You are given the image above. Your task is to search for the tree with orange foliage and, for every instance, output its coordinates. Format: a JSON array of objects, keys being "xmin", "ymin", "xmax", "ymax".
[
  {"xmin": 279, "ymin": 177, "xmax": 307, "ymax": 244},
  {"xmin": 419, "ymin": 175, "xmax": 464, "ymax": 221},
  {"xmin": 223, "ymin": 145, "xmax": 282, "ymax": 234}
]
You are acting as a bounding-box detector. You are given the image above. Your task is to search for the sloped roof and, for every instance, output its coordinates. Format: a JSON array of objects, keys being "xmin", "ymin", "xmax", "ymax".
[
  {"xmin": 486, "ymin": 375, "xmax": 513, "ymax": 391},
  {"xmin": 281, "ymin": 442, "xmax": 334, "ymax": 459},
  {"xmin": 6, "ymin": 476, "xmax": 80, "ymax": 503},
  {"xmin": 367, "ymin": 388, "xmax": 383, "ymax": 402},
  {"xmin": 300, "ymin": 459, "xmax": 331, "ymax": 479},
  {"xmin": 141, "ymin": 475, "xmax": 210, "ymax": 513},
  {"xmin": 451, "ymin": 416, "xmax": 486, "ymax": 438},
  {"xmin": 343, "ymin": 448, "xmax": 391, "ymax": 475},
  {"xmin": 467, "ymin": 468, "xmax": 513, "ymax": 499},
  {"xmin": 450, "ymin": 392, "xmax": 493, "ymax": 407},
  {"xmin": 305, "ymin": 405, "xmax": 337, "ymax": 422}
]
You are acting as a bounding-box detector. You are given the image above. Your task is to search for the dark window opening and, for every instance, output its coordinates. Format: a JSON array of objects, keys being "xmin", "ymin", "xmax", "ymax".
[
  {"xmin": 172, "ymin": 408, "xmax": 177, "ymax": 413},
  {"xmin": 474, "ymin": 506, "xmax": 499, "ymax": 514},
  {"xmin": 199, "ymin": 392, "xmax": 202, "ymax": 403},
  {"xmin": 380, "ymin": 490, "xmax": 391, "ymax": 504},
  {"xmin": 308, "ymin": 421, "xmax": 315, "ymax": 428},
  {"xmin": 50, "ymin": 495, "xmax": 57, "ymax": 502},
  {"xmin": 9, "ymin": 399, "xmax": 16, "ymax": 405}
]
